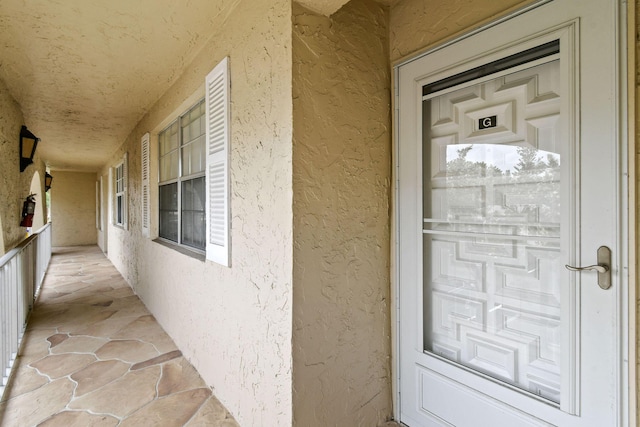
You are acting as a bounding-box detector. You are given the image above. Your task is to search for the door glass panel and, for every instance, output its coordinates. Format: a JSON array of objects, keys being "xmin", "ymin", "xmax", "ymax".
[{"xmin": 423, "ymin": 60, "xmax": 562, "ymax": 403}]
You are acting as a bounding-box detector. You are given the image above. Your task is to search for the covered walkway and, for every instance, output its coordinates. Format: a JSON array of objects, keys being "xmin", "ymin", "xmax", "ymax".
[{"xmin": 0, "ymin": 246, "xmax": 239, "ymax": 427}]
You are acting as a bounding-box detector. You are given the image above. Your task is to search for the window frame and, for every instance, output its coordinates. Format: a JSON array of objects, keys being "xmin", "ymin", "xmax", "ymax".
[
  {"xmin": 157, "ymin": 99, "xmax": 207, "ymax": 253},
  {"xmin": 113, "ymin": 153, "xmax": 127, "ymax": 229}
]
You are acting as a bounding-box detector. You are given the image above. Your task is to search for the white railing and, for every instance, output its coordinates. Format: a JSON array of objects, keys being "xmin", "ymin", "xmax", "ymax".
[{"xmin": 0, "ymin": 223, "xmax": 52, "ymax": 398}]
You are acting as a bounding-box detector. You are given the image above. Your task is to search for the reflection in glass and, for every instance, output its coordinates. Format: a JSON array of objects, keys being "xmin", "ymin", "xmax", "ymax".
[
  {"xmin": 426, "ymin": 143, "xmax": 561, "ymax": 239},
  {"xmin": 422, "ymin": 60, "xmax": 563, "ymax": 403},
  {"xmin": 159, "ymin": 183, "xmax": 178, "ymax": 243},
  {"xmin": 181, "ymin": 177, "xmax": 206, "ymax": 250}
]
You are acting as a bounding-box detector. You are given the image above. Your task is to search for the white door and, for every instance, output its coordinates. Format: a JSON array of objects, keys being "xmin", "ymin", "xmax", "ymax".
[{"xmin": 396, "ymin": 1, "xmax": 628, "ymax": 426}]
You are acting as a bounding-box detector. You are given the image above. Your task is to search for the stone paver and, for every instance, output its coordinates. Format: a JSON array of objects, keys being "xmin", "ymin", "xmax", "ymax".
[{"xmin": 0, "ymin": 246, "xmax": 239, "ymax": 427}]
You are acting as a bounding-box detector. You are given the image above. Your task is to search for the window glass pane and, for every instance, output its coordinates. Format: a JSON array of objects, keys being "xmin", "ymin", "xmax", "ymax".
[
  {"xmin": 159, "ymin": 183, "xmax": 178, "ymax": 243},
  {"xmin": 181, "ymin": 135, "xmax": 205, "ymax": 176},
  {"xmin": 159, "ymin": 131, "xmax": 166, "ymax": 155},
  {"xmin": 182, "ymin": 120, "xmax": 190, "ymax": 143},
  {"xmin": 190, "ymin": 117, "xmax": 201, "ymax": 141},
  {"xmin": 160, "ymin": 150, "xmax": 179, "ymax": 181},
  {"xmin": 182, "ymin": 142, "xmax": 193, "ymax": 177},
  {"xmin": 191, "ymin": 135, "xmax": 205, "ymax": 173},
  {"xmin": 160, "ymin": 122, "xmax": 179, "ymax": 156},
  {"xmin": 182, "ymin": 100, "xmax": 205, "ymax": 145},
  {"xmin": 115, "ymin": 164, "xmax": 124, "ymax": 193},
  {"xmin": 116, "ymin": 195, "xmax": 123, "ymax": 225},
  {"xmin": 181, "ymin": 177, "xmax": 205, "ymax": 250}
]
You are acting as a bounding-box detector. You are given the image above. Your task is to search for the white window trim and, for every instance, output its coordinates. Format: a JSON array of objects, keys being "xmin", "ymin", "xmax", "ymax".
[
  {"xmin": 205, "ymin": 56, "xmax": 231, "ymax": 266},
  {"xmin": 113, "ymin": 152, "xmax": 128, "ymax": 230}
]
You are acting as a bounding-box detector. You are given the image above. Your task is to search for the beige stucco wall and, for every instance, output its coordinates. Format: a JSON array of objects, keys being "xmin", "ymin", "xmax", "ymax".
[
  {"xmin": 0, "ymin": 77, "xmax": 47, "ymax": 255},
  {"xmin": 292, "ymin": 1, "xmax": 392, "ymax": 425},
  {"xmin": 28, "ymin": 171, "xmax": 45, "ymax": 232},
  {"xmin": 50, "ymin": 171, "xmax": 97, "ymax": 247},
  {"xmin": 99, "ymin": 0, "xmax": 293, "ymax": 425},
  {"xmin": 390, "ymin": 0, "xmax": 535, "ymax": 63}
]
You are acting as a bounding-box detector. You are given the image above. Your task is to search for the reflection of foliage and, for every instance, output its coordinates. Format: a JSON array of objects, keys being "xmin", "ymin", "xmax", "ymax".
[
  {"xmin": 513, "ymin": 146, "xmax": 559, "ymax": 175},
  {"xmin": 441, "ymin": 144, "xmax": 561, "ymax": 229},
  {"xmin": 546, "ymin": 154, "xmax": 559, "ymax": 168},
  {"xmin": 447, "ymin": 145, "xmax": 503, "ymax": 177},
  {"xmin": 446, "ymin": 144, "xmax": 560, "ymax": 177}
]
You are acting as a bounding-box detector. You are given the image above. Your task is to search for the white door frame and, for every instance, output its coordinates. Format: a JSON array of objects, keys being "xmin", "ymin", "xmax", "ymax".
[{"xmin": 390, "ymin": 0, "xmax": 635, "ymax": 424}]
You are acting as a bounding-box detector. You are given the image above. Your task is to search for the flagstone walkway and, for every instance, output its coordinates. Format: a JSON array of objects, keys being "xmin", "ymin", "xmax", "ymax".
[{"xmin": 0, "ymin": 246, "xmax": 239, "ymax": 427}]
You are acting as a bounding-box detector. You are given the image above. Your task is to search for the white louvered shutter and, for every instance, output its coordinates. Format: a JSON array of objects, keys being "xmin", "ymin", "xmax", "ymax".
[
  {"xmin": 123, "ymin": 152, "xmax": 129, "ymax": 230},
  {"xmin": 205, "ymin": 57, "xmax": 230, "ymax": 266},
  {"xmin": 141, "ymin": 133, "xmax": 150, "ymax": 237},
  {"xmin": 110, "ymin": 167, "xmax": 115, "ymax": 225}
]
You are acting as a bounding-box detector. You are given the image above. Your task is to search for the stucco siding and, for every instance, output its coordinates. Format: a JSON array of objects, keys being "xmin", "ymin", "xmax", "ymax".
[
  {"xmin": 99, "ymin": 0, "xmax": 293, "ymax": 425},
  {"xmin": 0, "ymin": 77, "xmax": 47, "ymax": 254},
  {"xmin": 390, "ymin": 0, "xmax": 535, "ymax": 63},
  {"xmin": 292, "ymin": 1, "xmax": 392, "ymax": 425},
  {"xmin": 50, "ymin": 171, "xmax": 97, "ymax": 247}
]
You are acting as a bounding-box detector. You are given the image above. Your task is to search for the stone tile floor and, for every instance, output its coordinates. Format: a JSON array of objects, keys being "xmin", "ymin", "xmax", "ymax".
[{"xmin": 0, "ymin": 246, "xmax": 240, "ymax": 427}]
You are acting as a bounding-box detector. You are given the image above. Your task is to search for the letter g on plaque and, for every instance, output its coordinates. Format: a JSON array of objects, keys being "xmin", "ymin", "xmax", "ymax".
[{"xmin": 479, "ymin": 115, "xmax": 497, "ymax": 130}]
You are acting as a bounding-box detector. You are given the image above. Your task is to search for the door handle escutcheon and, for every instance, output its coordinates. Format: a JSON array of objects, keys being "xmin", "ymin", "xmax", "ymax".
[{"xmin": 564, "ymin": 246, "xmax": 612, "ymax": 290}]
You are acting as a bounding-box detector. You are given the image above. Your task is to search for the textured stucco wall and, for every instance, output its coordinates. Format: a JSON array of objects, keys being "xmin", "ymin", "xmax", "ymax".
[
  {"xmin": 390, "ymin": 0, "xmax": 535, "ymax": 63},
  {"xmin": 99, "ymin": 0, "xmax": 293, "ymax": 425},
  {"xmin": 28, "ymin": 171, "xmax": 45, "ymax": 231},
  {"xmin": 292, "ymin": 1, "xmax": 392, "ymax": 425},
  {"xmin": 0, "ymin": 76, "xmax": 47, "ymax": 254},
  {"xmin": 50, "ymin": 171, "xmax": 97, "ymax": 247}
]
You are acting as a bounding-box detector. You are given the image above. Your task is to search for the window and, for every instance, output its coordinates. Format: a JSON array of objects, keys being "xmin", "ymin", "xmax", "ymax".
[
  {"xmin": 158, "ymin": 100, "xmax": 207, "ymax": 251},
  {"xmin": 114, "ymin": 153, "xmax": 127, "ymax": 229},
  {"xmin": 154, "ymin": 56, "xmax": 230, "ymax": 265}
]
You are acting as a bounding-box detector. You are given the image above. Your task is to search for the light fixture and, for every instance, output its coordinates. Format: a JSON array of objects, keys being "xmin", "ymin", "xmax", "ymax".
[
  {"xmin": 45, "ymin": 172, "xmax": 53, "ymax": 192},
  {"xmin": 20, "ymin": 125, "xmax": 40, "ymax": 172}
]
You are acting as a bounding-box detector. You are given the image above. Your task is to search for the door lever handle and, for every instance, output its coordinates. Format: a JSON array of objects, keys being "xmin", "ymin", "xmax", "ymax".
[
  {"xmin": 564, "ymin": 246, "xmax": 612, "ymax": 290},
  {"xmin": 564, "ymin": 264, "xmax": 608, "ymax": 274}
]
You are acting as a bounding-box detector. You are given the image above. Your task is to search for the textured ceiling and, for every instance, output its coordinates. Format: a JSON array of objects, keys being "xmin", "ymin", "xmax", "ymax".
[{"xmin": 0, "ymin": 0, "xmax": 356, "ymax": 172}]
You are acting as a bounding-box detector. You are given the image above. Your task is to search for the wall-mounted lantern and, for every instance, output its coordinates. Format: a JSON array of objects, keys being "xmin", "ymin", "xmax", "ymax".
[
  {"xmin": 20, "ymin": 125, "xmax": 40, "ymax": 172},
  {"xmin": 45, "ymin": 172, "xmax": 53, "ymax": 192},
  {"xmin": 20, "ymin": 194, "xmax": 36, "ymax": 227}
]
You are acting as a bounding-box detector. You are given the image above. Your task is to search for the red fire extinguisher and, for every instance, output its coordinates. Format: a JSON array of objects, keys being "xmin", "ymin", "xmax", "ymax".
[{"xmin": 20, "ymin": 194, "xmax": 36, "ymax": 227}]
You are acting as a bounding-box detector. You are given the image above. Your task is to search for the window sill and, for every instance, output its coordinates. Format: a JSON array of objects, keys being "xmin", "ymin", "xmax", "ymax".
[{"xmin": 153, "ymin": 238, "xmax": 206, "ymax": 262}]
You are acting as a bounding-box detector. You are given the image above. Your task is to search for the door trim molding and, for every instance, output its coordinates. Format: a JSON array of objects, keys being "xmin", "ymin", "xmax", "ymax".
[{"xmin": 625, "ymin": 0, "xmax": 637, "ymax": 423}]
